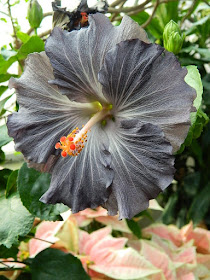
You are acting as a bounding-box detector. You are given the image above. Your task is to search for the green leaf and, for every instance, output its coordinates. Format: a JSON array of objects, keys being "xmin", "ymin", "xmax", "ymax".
[
  {"xmin": 16, "ymin": 31, "xmax": 30, "ymax": 43},
  {"xmin": 188, "ymin": 184, "xmax": 210, "ymax": 225},
  {"xmin": 0, "ymin": 169, "xmax": 12, "ymax": 191},
  {"xmin": 0, "ymin": 73, "xmax": 18, "ymax": 83},
  {"xmin": 0, "ymin": 149, "xmax": 5, "ymax": 163},
  {"xmin": 17, "ymin": 273, "xmax": 32, "ymax": 280},
  {"xmin": 0, "ymin": 95, "xmax": 13, "ymax": 115},
  {"xmin": 131, "ymin": 11, "xmax": 163, "ymax": 39},
  {"xmin": 161, "ymin": 193, "xmax": 178, "ymax": 225},
  {"xmin": 31, "ymin": 248, "xmax": 90, "ymax": 280},
  {"xmin": 17, "ymin": 36, "xmax": 44, "ymax": 61},
  {"xmin": 0, "ymin": 244, "xmax": 18, "ymax": 259},
  {"xmin": 183, "ymin": 172, "xmax": 200, "ymax": 196},
  {"xmin": 181, "ymin": 46, "xmax": 210, "ymax": 62},
  {"xmin": 0, "ymin": 86, "xmax": 8, "ymax": 97},
  {"xmin": 1, "ymin": 48, "xmax": 17, "ymax": 61},
  {"xmin": 155, "ymin": 1, "xmax": 179, "ymax": 29},
  {"xmin": 0, "ymin": 18, "xmax": 7, "ymax": 23},
  {"xmin": 185, "ymin": 15, "xmax": 210, "ymax": 36},
  {"xmin": 0, "ymin": 36, "xmax": 44, "ymax": 75},
  {"xmin": 185, "ymin": 65, "xmax": 203, "ymax": 112},
  {"xmin": 0, "ymin": 53, "xmax": 17, "ymax": 74},
  {"xmin": 126, "ymin": 219, "xmax": 141, "ymax": 238},
  {"xmin": 18, "ymin": 163, "xmax": 68, "ymax": 221},
  {"xmin": 0, "ymin": 192, "xmax": 34, "ymax": 248},
  {"xmin": 0, "ymin": 125, "xmax": 13, "ymax": 147},
  {"xmin": 176, "ymin": 65, "xmax": 208, "ymax": 153},
  {"xmin": 6, "ymin": 170, "xmax": 18, "ymax": 198}
]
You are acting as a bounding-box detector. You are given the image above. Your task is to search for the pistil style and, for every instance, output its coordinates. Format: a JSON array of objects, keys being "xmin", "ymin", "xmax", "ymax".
[{"xmin": 55, "ymin": 106, "xmax": 112, "ymax": 157}]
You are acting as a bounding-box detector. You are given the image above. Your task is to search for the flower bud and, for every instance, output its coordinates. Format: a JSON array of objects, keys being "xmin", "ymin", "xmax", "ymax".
[
  {"xmin": 163, "ymin": 20, "xmax": 184, "ymax": 54},
  {"xmin": 27, "ymin": 0, "xmax": 43, "ymax": 29}
]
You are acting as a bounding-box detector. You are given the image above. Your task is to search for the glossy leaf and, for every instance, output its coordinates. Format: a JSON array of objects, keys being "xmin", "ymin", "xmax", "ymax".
[
  {"xmin": 126, "ymin": 219, "xmax": 141, "ymax": 239},
  {"xmin": 0, "ymin": 169, "xmax": 12, "ymax": 190},
  {"xmin": 16, "ymin": 31, "xmax": 30, "ymax": 43},
  {"xmin": 0, "ymin": 125, "xmax": 13, "ymax": 147},
  {"xmin": 131, "ymin": 12, "xmax": 163, "ymax": 38},
  {"xmin": 18, "ymin": 163, "xmax": 68, "ymax": 221},
  {"xmin": 0, "ymin": 192, "xmax": 34, "ymax": 248},
  {"xmin": 31, "ymin": 248, "xmax": 90, "ymax": 280},
  {"xmin": 5, "ymin": 170, "xmax": 18, "ymax": 198},
  {"xmin": 0, "ymin": 95, "xmax": 13, "ymax": 115},
  {"xmin": 0, "ymin": 86, "xmax": 8, "ymax": 96},
  {"xmin": 17, "ymin": 36, "xmax": 44, "ymax": 60},
  {"xmin": 0, "ymin": 244, "xmax": 18, "ymax": 259},
  {"xmin": 188, "ymin": 183, "xmax": 210, "ymax": 225}
]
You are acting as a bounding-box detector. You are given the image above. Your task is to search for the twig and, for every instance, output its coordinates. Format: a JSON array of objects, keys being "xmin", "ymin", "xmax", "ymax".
[
  {"xmin": 114, "ymin": 0, "xmax": 178, "ymax": 22},
  {"xmin": 110, "ymin": 0, "xmax": 128, "ymax": 7},
  {"xmin": 39, "ymin": 29, "xmax": 51, "ymax": 38},
  {"xmin": 108, "ymin": 0, "xmax": 151, "ymax": 13},
  {"xmin": 43, "ymin": 12, "xmax": 53, "ymax": 17},
  {"xmin": 7, "ymin": 0, "xmax": 18, "ymax": 43},
  {"xmin": 26, "ymin": 235, "xmax": 54, "ymax": 244},
  {"xmin": 181, "ymin": 0, "xmax": 197, "ymax": 25},
  {"xmin": 141, "ymin": 0, "xmax": 159, "ymax": 28},
  {"xmin": 110, "ymin": 0, "xmax": 127, "ymax": 22}
]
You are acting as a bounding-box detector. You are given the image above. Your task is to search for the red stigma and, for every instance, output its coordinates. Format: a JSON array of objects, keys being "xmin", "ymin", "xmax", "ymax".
[
  {"xmin": 60, "ymin": 136, "xmax": 66, "ymax": 142},
  {"xmin": 61, "ymin": 151, "xmax": 67, "ymax": 157},
  {"xmin": 70, "ymin": 144, "xmax": 76, "ymax": 150},
  {"xmin": 55, "ymin": 143, "xmax": 60, "ymax": 149},
  {"xmin": 68, "ymin": 137, "xmax": 74, "ymax": 142}
]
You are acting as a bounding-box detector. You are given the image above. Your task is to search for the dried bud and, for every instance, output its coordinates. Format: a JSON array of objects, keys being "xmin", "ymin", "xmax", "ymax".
[
  {"xmin": 163, "ymin": 20, "xmax": 184, "ymax": 54},
  {"xmin": 27, "ymin": 0, "xmax": 43, "ymax": 29}
]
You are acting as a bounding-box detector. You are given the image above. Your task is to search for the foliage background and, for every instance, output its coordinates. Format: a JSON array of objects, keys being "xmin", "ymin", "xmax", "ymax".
[{"xmin": 0, "ymin": 0, "xmax": 209, "ymax": 279}]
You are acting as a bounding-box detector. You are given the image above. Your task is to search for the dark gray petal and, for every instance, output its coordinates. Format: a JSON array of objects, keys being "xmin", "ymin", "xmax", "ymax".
[
  {"xmin": 46, "ymin": 13, "xmax": 149, "ymax": 103},
  {"xmin": 98, "ymin": 39, "xmax": 196, "ymax": 152},
  {"xmin": 104, "ymin": 119, "xmax": 175, "ymax": 219},
  {"xmin": 7, "ymin": 52, "xmax": 95, "ymax": 170},
  {"xmin": 40, "ymin": 124, "xmax": 114, "ymax": 212}
]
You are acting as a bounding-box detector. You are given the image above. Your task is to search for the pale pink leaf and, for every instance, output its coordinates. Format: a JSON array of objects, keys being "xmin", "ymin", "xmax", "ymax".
[
  {"xmin": 143, "ymin": 224, "xmax": 182, "ymax": 247},
  {"xmin": 90, "ymin": 248, "xmax": 162, "ymax": 279},
  {"xmin": 140, "ymin": 240, "xmax": 176, "ymax": 280},
  {"xmin": 29, "ymin": 220, "xmax": 64, "ymax": 257}
]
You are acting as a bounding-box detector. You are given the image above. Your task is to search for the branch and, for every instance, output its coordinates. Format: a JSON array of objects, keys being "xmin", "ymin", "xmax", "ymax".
[
  {"xmin": 110, "ymin": 0, "xmax": 128, "ymax": 7},
  {"xmin": 43, "ymin": 12, "xmax": 53, "ymax": 17},
  {"xmin": 39, "ymin": 29, "xmax": 51, "ymax": 38},
  {"xmin": 141, "ymin": 0, "xmax": 159, "ymax": 28},
  {"xmin": 108, "ymin": 0, "xmax": 151, "ymax": 13},
  {"xmin": 110, "ymin": 0, "xmax": 127, "ymax": 22},
  {"xmin": 113, "ymin": 0, "xmax": 178, "ymax": 22},
  {"xmin": 7, "ymin": 0, "xmax": 18, "ymax": 43}
]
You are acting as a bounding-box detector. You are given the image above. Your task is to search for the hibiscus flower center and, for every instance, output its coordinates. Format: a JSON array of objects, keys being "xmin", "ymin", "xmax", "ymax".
[{"xmin": 55, "ymin": 102, "xmax": 113, "ymax": 157}]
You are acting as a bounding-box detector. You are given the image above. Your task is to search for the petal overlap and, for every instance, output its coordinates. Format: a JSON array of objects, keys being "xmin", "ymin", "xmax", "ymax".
[
  {"xmin": 45, "ymin": 13, "xmax": 149, "ymax": 103},
  {"xmin": 104, "ymin": 119, "xmax": 175, "ymax": 219},
  {"xmin": 98, "ymin": 39, "xmax": 196, "ymax": 152}
]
